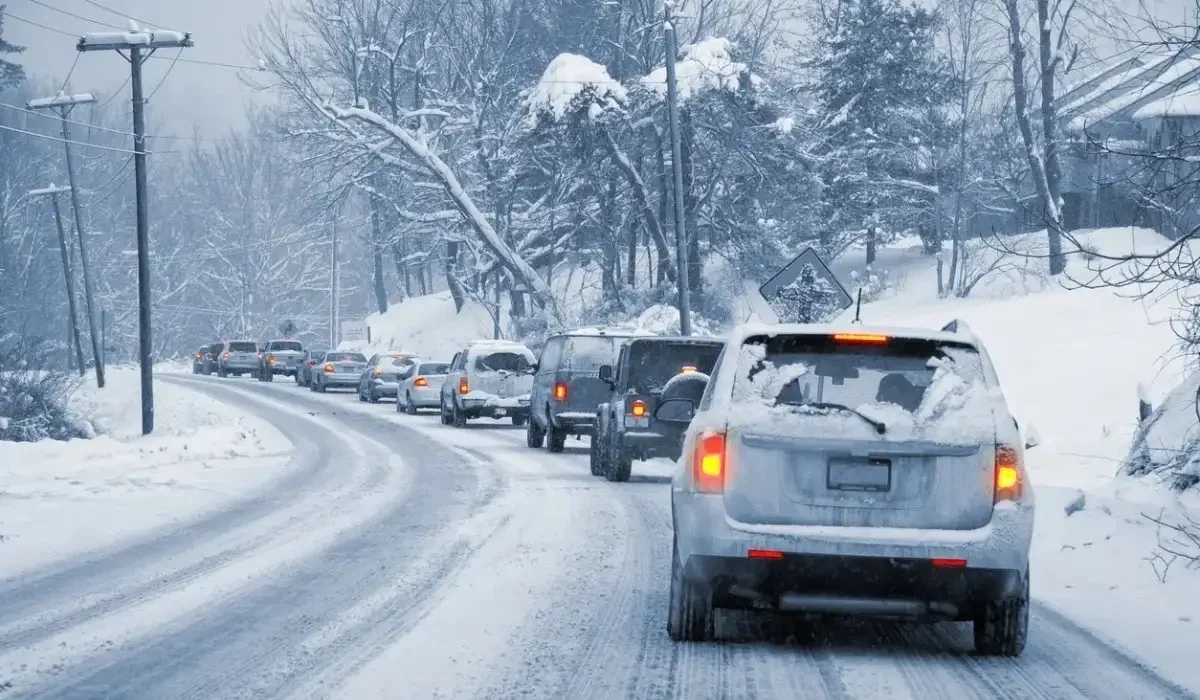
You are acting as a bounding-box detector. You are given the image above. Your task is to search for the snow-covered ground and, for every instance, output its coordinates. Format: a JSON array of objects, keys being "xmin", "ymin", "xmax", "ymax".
[
  {"xmin": 831, "ymin": 227, "xmax": 1200, "ymax": 690},
  {"xmin": 0, "ymin": 366, "xmax": 293, "ymax": 580}
]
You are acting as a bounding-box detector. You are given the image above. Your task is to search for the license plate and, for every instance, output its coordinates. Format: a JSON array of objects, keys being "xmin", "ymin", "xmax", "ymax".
[{"xmin": 827, "ymin": 458, "xmax": 891, "ymax": 492}]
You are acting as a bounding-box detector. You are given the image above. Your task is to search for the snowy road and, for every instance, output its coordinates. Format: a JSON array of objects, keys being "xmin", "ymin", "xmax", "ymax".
[{"xmin": 0, "ymin": 374, "xmax": 1193, "ymax": 699}]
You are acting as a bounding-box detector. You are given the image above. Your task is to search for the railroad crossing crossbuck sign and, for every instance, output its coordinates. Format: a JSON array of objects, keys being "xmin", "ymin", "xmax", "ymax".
[{"xmin": 759, "ymin": 247, "xmax": 854, "ymax": 324}]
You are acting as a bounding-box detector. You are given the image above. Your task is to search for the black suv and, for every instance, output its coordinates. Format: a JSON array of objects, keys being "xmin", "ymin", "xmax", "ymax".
[
  {"xmin": 527, "ymin": 329, "xmax": 642, "ymax": 453},
  {"xmin": 591, "ymin": 336, "xmax": 725, "ymax": 481}
]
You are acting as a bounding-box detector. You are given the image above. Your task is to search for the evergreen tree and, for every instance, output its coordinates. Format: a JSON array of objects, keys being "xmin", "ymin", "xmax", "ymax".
[
  {"xmin": 0, "ymin": 7, "xmax": 24, "ymax": 91},
  {"xmin": 811, "ymin": 0, "xmax": 955, "ymax": 246}
]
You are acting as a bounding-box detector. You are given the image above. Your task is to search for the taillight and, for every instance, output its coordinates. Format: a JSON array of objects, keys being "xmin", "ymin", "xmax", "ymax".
[
  {"xmin": 630, "ymin": 399, "xmax": 647, "ymax": 417},
  {"xmin": 680, "ymin": 365, "xmax": 697, "ymax": 374},
  {"xmin": 222, "ymin": 352, "xmax": 230, "ymax": 360},
  {"xmin": 831, "ymin": 333, "xmax": 890, "ymax": 345},
  {"xmin": 194, "ymin": 353, "xmax": 200, "ymax": 360},
  {"xmin": 307, "ymin": 360, "xmax": 316, "ymax": 367},
  {"xmin": 553, "ymin": 381, "xmax": 567, "ymax": 402},
  {"xmin": 458, "ymin": 377, "xmax": 469, "ymax": 395},
  {"xmin": 994, "ymin": 445, "xmax": 1022, "ymax": 502},
  {"xmin": 373, "ymin": 368, "xmax": 384, "ymax": 377},
  {"xmin": 267, "ymin": 354, "xmax": 276, "ymax": 364},
  {"xmin": 258, "ymin": 352, "xmax": 263, "ymax": 359},
  {"xmin": 323, "ymin": 363, "xmax": 335, "ymax": 373},
  {"xmin": 414, "ymin": 377, "xmax": 428, "ymax": 387},
  {"xmin": 693, "ymin": 431, "xmax": 726, "ymax": 493}
]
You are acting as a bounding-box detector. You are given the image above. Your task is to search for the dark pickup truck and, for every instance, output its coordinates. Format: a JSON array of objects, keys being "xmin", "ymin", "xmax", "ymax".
[{"xmin": 591, "ymin": 335, "xmax": 725, "ymax": 482}]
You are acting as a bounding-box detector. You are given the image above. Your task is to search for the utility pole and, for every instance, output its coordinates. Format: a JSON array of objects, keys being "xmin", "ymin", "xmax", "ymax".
[
  {"xmin": 330, "ymin": 215, "xmax": 340, "ymax": 348},
  {"xmin": 79, "ymin": 28, "xmax": 193, "ymax": 435},
  {"xmin": 27, "ymin": 92, "xmax": 105, "ymax": 388},
  {"xmin": 31, "ymin": 185, "xmax": 85, "ymax": 376},
  {"xmin": 663, "ymin": 2, "xmax": 692, "ymax": 336}
]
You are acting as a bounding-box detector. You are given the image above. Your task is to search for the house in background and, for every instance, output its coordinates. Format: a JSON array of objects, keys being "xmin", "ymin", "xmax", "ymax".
[{"xmin": 1056, "ymin": 46, "xmax": 1200, "ymax": 237}]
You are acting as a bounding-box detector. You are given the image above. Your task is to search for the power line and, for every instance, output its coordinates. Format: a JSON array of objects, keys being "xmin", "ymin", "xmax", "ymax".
[
  {"xmin": 97, "ymin": 75, "xmax": 132, "ymax": 108},
  {"xmin": 147, "ymin": 49, "xmax": 182, "ymax": 101},
  {"xmin": 77, "ymin": 0, "xmax": 164, "ymax": 30},
  {"xmin": 23, "ymin": 0, "xmax": 126, "ymax": 30},
  {"xmin": 146, "ymin": 54, "xmax": 262, "ymax": 71},
  {"xmin": 1, "ymin": 9, "xmax": 77, "ymax": 36},
  {"xmin": 58, "ymin": 53, "xmax": 81, "ymax": 94},
  {"xmin": 0, "ymin": 122, "xmax": 179, "ymax": 154}
]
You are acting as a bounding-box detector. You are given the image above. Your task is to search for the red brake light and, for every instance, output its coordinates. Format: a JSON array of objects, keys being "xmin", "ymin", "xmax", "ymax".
[
  {"xmin": 932, "ymin": 558, "xmax": 968, "ymax": 568},
  {"xmin": 307, "ymin": 360, "xmax": 316, "ymax": 367},
  {"xmin": 458, "ymin": 377, "xmax": 470, "ymax": 395},
  {"xmin": 630, "ymin": 399, "xmax": 647, "ymax": 417},
  {"xmin": 994, "ymin": 445, "xmax": 1022, "ymax": 502},
  {"xmin": 414, "ymin": 376, "xmax": 429, "ymax": 387},
  {"xmin": 832, "ymin": 333, "xmax": 890, "ymax": 345},
  {"xmin": 323, "ymin": 363, "xmax": 335, "ymax": 373},
  {"xmin": 222, "ymin": 352, "xmax": 230, "ymax": 360},
  {"xmin": 553, "ymin": 381, "xmax": 568, "ymax": 401},
  {"xmin": 748, "ymin": 549, "xmax": 784, "ymax": 560},
  {"xmin": 693, "ymin": 431, "xmax": 726, "ymax": 493}
]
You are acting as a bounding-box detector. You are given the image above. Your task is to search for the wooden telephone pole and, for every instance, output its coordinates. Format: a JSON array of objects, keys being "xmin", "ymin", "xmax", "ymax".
[
  {"xmin": 78, "ymin": 27, "xmax": 193, "ymax": 435},
  {"xmin": 27, "ymin": 92, "xmax": 105, "ymax": 388},
  {"xmin": 30, "ymin": 185, "xmax": 85, "ymax": 375}
]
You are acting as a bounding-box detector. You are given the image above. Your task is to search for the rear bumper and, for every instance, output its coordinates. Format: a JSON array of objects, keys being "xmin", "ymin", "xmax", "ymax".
[
  {"xmin": 221, "ymin": 361, "xmax": 257, "ymax": 372},
  {"xmin": 683, "ymin": 552, "xmax": 1024, "ymax": 618},
  {"xmin": 673, "ymin": 491, "xmax": 1033, "ymax": 583},
  {"xmin": 407, "ymin": 387, "xmax": 442, "ymax": 407},
  {"xmin": 319, "ymin": 374, "xmax": 359, "ymax": 386},
  {"xmin": 552, "ymin": 411, "xmax": 596, "ymax": 432},
  {"xmin": 460, "ymin": 398, "xmax": 530, "ymax": 416},
  {"xmin": 621, "ymin": 430, "xmax": 681, "ymax": 460},
  {"xmin": 370, "ymin": 379, "xmax": 400, "ymax": 396}
]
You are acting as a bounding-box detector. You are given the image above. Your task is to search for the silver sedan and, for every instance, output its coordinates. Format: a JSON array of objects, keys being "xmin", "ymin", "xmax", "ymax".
[
  {"xmin": 396, "ymin": 361, "xmax": 451, "ymax": 415},
  {"xmin": 309, "ymin": 351, "xmax": 368, "ymax": 393}
]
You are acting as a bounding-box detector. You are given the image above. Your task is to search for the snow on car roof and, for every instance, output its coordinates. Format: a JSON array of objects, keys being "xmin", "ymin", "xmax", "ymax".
[
  {"xmin": 729, "ymin": 322, "xmax": 979, "ymax": 347},
  {"xmin": 467, "ymin": 339, "xmax": 533, "ymax": 352},
  {"xmin": 562, "ymin": 326, "xmax": 654, "ymax": 337}
]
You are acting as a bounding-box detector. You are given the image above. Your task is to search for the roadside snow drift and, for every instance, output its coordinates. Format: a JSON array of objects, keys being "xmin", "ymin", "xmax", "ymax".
[{"xmin": 0, "ymin": 366, "xmax": 292, "ymax": 579}]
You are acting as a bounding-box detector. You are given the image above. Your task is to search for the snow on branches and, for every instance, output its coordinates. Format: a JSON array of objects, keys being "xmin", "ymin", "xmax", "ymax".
[
  {"xmin": 641, "ymin": 38, "xmax": 752, "ymax": 103},
  {"xmin": 525, "ymin": 53, "xmax": 627, "ymax": 126}
]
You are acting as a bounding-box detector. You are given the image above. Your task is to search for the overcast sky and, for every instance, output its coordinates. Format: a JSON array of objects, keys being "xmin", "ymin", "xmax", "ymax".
[{"xmin": 6, "ymin": 0, "xmax": 272, "ymax": 138}]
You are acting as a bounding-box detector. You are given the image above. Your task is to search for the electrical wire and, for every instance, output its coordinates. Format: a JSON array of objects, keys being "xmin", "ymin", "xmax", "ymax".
[
  {"xmin": 57, "ymin": 53, "xmax": 81, "ymax": 94},
  {"xmin": 147, "ymin": 49, "xmax": 182, "ymax": 102},
  {"xmin": 146, "ymin": 54, "xmax": 262, "ymax": 71},
  {"xmin": 77, "ymin": 0, "xmax": 163, "ymax": 29},
  {"xmin": 1, "ymin": 9, "xmax": 77, "ymax": 36},
  {"xmin": 97, "ymin": 76, "xmax": 132, "ymax": 108},
  {"xmin": 23, "ymin": 0, "xmax": 126, "ymax": 30},
  {"xmin": 0, "ymin": 123, "xmax": 179, "ymax": 154}
]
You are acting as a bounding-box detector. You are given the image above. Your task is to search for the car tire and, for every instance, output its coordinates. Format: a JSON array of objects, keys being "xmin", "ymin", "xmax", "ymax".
[
  {"xmin": 589, "ymin": 431, "xmax": 605, "ymax": 476},
  {"xmin": 526, "ymin": 417, "xmax": 545, "ymax": 448},
  {"xmin": 667, "ymin": 536, "xmax": 714, "ymax": 642},
  {"xmin": 265, "ymin": 370, "xmax": 274, "ymax": 383},
  {"xmin": 439, "ymin": 398, "xmax": 453, "ymax": 425},
  {"xmin": 547, "ymin": 424, "xmax": 566, "ymax": 453},
  {"xmin": 973, "ymin": 567, "xmax": 1030, "ymax": 657},
  {"xmin": 406, "ymin": 393, "xmax": 419, "ymax": 416},
  {"xmin": 295, "ymin": 372, "xmax": 302, "ymax": 385},
  {"xmin": 218, "ymin": 367, "xmax": 227, "ymax": 378},
  {"xmin": 605, "ymin": 447, "xmax": 633, "ymax": 482},
  {"xmin": 368, "ymin": 386, "xmax": 379, "ymax": 403},
  {"xmin": 452, "ymin": 400, "xmax": 467, "ymax": 428},
  {"xmin": 317, "ymin": 380, "xmax": 327, "ymax": 393},
  {"xmin": 511, "ymin": 414, "xmax": 527, "ymax": 427}
]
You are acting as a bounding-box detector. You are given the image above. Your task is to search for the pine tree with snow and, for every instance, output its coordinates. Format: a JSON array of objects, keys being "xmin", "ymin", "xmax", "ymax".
[
  {"xmin": 769, "ymin": 264, "xmax": 843, "ymax": 324},
  {"xmin": 0, "ymin": 7, "xmax": 24, "ymax": 90},
  {"xmin": 811, "ymin": 0, "xmax": 955, "ymax": 247}
]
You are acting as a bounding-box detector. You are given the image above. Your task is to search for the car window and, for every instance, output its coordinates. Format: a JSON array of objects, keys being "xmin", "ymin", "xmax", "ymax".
[
  {"xmin": 697, "ymin": 346, "xmax": 727, "ymax": 411},
  {"xmin": 269, "ymin": 341, "xmax": 302, "ymax": 351},
  {"xmin": 538, "ymin": 337, "xmax": 565, "ymax": 372},
  {"xmin": 419, "ymin": 363, "xmax": 450, "ymax": 375},
  {"xmin": 228, "ymin": 341, "xmax": 257, "ymax": 352},
  {"xmin": 626, "ymin": 341, "xmax": 724, "ymax": 395},
  {"xmin": 325, "ymin": 352, "xmax": 366, "ymax": 363},
  {"xmin": 473, "ymin": 351, "xmax": 532, "ymax": 373},
  {"xmin": 560, "ymin": 335, "xmax": 622, "ymax": 372},
  {"xmin": 379, "ymin": 355, "xmax": 417, "ymax": 369},
  {"xmin": 733, "ymin": 334, "xmax": 985, "ymax": 415}
]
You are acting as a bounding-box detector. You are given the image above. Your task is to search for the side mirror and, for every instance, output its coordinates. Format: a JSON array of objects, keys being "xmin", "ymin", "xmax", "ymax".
[
  {"xmin": 1023, "ymin": 422, "xmax": 1042, "ymax": 451},
  {"xmin": 654, "ymin": 397, "xmax": 696, "ymax": 424},
  {"xmin": 598, "ymin": 364, "xmax": 614, "ymax": 384}
]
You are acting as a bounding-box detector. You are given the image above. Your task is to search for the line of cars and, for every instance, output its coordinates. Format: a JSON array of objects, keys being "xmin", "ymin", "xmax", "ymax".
[{"xmin": 191, "ymin": 319, "xmax": 1035, "ymax": 656}]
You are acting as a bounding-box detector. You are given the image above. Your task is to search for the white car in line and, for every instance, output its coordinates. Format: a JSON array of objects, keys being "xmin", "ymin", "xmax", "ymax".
[
  {"xmin": 661, "ymin": 321, "xmax": 1035, "ymax": 656},
  {"xmin": 397, "ymin": 361, "xmax": 452, "ymax": 415}
]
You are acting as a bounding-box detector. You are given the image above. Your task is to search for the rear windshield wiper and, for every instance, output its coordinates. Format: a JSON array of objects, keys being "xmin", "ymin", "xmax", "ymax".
[{"xmin": 778, "ymin": 400, "xmax": 887, "ymax": 435}]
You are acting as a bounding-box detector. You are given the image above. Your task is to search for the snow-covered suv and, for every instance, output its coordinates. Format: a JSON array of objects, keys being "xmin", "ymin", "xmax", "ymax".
[
  {"xmin": 664, "ymin": 322, "xmax": 1034, "ymax": 656},
  {"xmin": 440, "ymin": 340, "xmax": 537, "ymax": 427}
]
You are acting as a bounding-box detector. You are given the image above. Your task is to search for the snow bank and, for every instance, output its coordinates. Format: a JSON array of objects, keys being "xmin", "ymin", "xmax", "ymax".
[
  {"xmin": 347, "ymin": 291, "xmax": 498, "ymax": 363},
  {"xmin": 0, "ymin": 367, "xmax": 292, "ymax": 578},
  {"xmin": 1127, "ymin": 370, "xmax": 1200, "ymax": 489},
  {"xmin": 525, "ymin": 53, "xmax": 626, "ymax": 124},
  {"xmin": 641, "ymin": 38, "xmax": 750, "ymax": 103}
]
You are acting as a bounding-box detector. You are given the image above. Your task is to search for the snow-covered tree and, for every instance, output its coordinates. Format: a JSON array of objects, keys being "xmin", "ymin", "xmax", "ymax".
[{"xmin": 0, "ymin": 7, "xmax": 23, "ymax": 91}]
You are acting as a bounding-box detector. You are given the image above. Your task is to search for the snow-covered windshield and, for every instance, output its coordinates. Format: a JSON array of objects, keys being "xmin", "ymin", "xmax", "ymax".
[
  {"xmin": 326, "ymin": 352, "xmax": 366, "ymax": 363},
  {"xmin": 733, "ymin": 334, "xmax": 985, "ymax": 418},
  {"xmin": 269, "ymin": 341, "xmax": 302, "ymax": 352},
  {"xmin": 627, "ymin": 341, "xmax": 723, "ymax": 394},
  {"xmin": 228, "ymin": 342, "xmax": 256, "ymax": 352},
  {"xmin": 379, "ymin": 355, "xmax": 417, "ymax": 369},
  {"xmin": 474, "ymin": 352, "xmax": 532, "ymax": 373},
  {"xmin": 561, "ymin": 336, "xmax": 623, "ymax": 372}
]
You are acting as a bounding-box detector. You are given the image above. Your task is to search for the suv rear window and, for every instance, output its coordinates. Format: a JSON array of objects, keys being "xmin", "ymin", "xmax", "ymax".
[
  {"xmin": 379, "ymin": 355, "xmax": 417, "ymax": 368},
  {"xmin": 419, "ymin": 363, "xmax": 450, "ymax": 375},
  {"xmin": 627, "ymin": 341, "xmax": 723, "ymax": 394},
  {"xmin": 733, "ymin": 334, "xmax": 987, "ymax": 422},
  {"xmin": 474, "ymin": 351, "xmax": 532, "ymax": 373},
  {"xmin": 326, "ymin": 352, "xmax": 366, "ymax": 363},
  {"xmin": 228, "ymin": 341, "xmax": 257, "ymax": 352},
  {"xmin": 560, "ymin": 336, "xmax": 623, "ymax": 372},
  {"xmin": 269, "ymin": 341, "xmax": 302, "ymax": 351}
]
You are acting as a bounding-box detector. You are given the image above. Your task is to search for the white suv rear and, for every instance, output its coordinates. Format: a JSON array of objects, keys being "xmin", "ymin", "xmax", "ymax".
[{"xmin": 664, "ymin": 323, "xmax": 1034, "ymax": 656}]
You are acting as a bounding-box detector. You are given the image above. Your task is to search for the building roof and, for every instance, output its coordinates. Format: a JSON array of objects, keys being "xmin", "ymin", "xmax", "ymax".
[{"xmin": 1057, "ymin": 47, "xmax": 1200, "ymax": 131}]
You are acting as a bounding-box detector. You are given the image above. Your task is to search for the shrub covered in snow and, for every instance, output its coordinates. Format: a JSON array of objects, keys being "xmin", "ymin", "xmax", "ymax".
[
  {"xmin": 1127, "ymin": 371, "xmax": 1200, "ymax": 492},
  {"xmin": 0, "ymin": 335, "xmax": 89, "ymax": 443}
]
